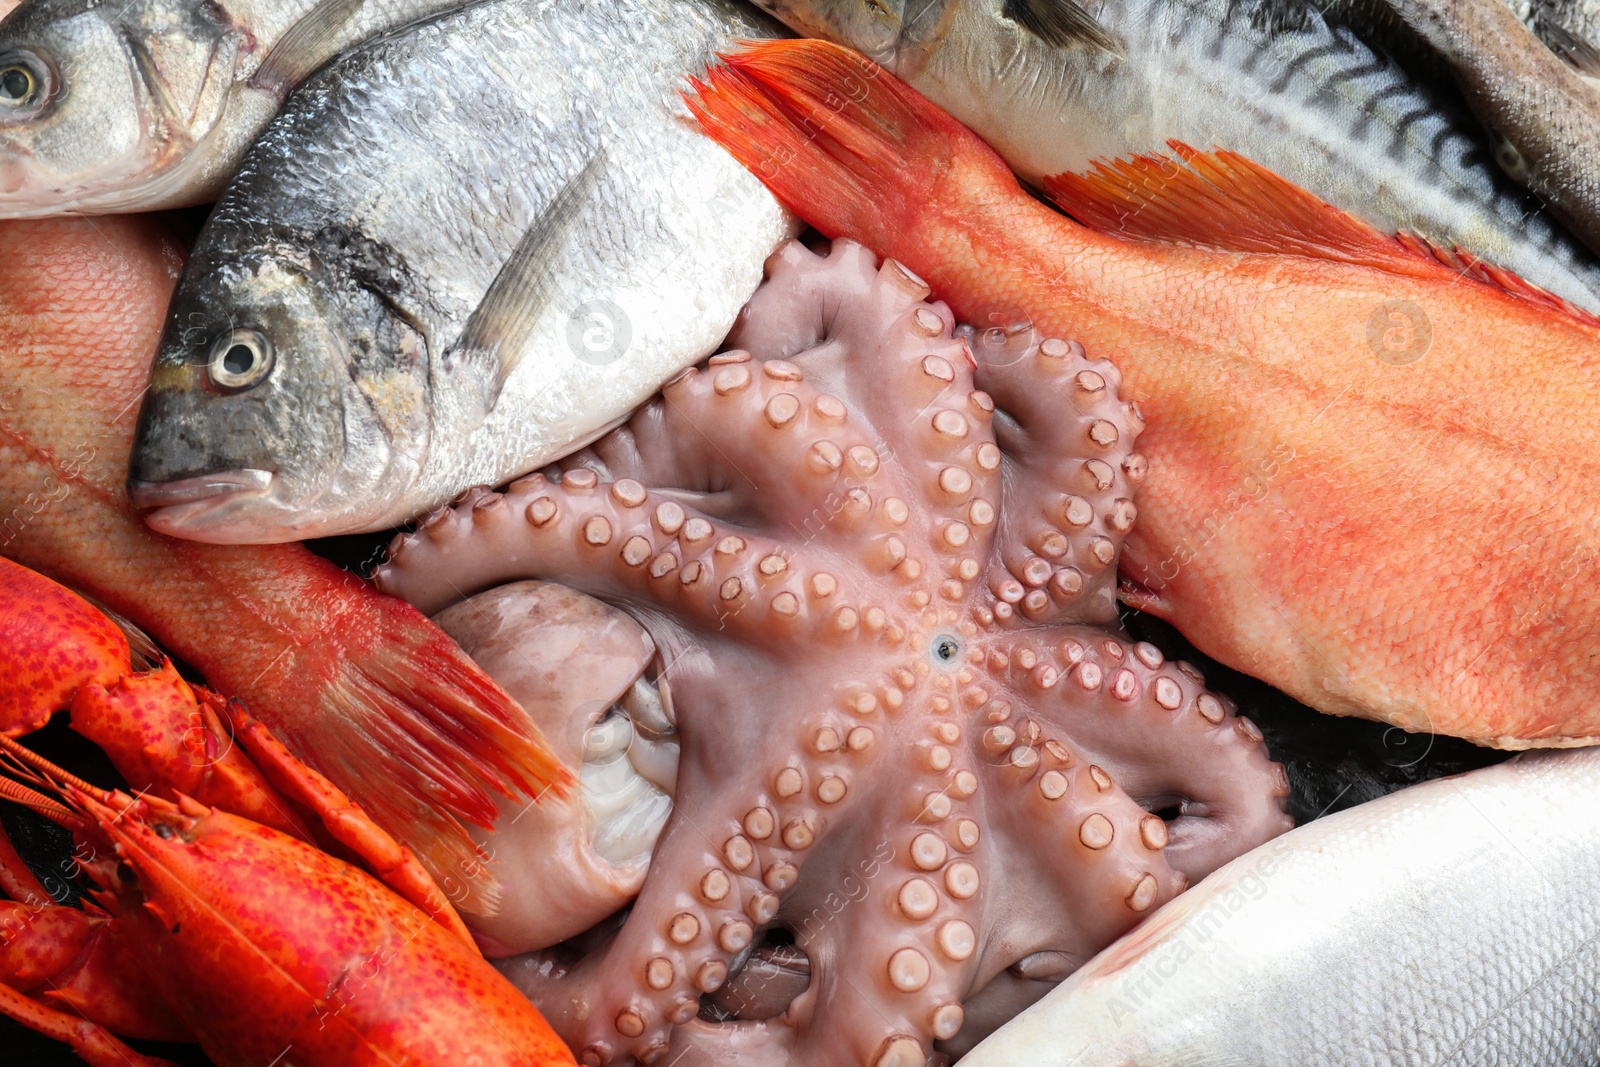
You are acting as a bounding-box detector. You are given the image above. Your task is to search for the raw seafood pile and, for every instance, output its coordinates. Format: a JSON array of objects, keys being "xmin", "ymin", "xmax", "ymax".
[
  {"xmin": 688, "ymin": 39, "xmax": 1600, "ymax": 749},
  {"xmin": 746, "ymin": 0, "xmax": 1600, "ymax": 310},
  {"xmin": 0, "ymin": 216, "xmax": 567, "ymax": 918},
  {"xmin": 376, "ymin": 238, "xmax": 1293, "ymax": 1063},
  {"xmin": 2, "ymin": 0, "xmax": 1599, "ymax": 1062}
]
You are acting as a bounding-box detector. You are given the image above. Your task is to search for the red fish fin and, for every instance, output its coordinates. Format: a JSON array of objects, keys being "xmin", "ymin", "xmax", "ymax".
[
  {"xmin": 290, "ymin": 596, "xmax": 573, "ymax": 916},
  {"xmin": 1392, "ymin": 232, "xmax": 1600, "ymax": 326},
  {"xmin": 684, "ymin": 39, "xmax": 1016, "ymax": 249},
  {"xmin": 1043, "ymin": 143, "xmax": 1453, "ymax": 276},
  {"xmin": 1045, "ymin": 143, "xmax": 1600, "ymax": 327}
]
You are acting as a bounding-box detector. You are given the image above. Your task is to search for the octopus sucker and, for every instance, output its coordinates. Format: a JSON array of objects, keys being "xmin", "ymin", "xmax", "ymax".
[{"xmin": 376, "ymin": 238, "xmax": 1292, "ymax": 1063}]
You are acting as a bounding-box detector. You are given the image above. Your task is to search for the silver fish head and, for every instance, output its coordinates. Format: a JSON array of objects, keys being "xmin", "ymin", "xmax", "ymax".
[
  {"xmin": 0, "ymin": 0, "xmax": 242, "ymax": 216},
  {"xmin": 745, "ymin": 0, "xmax": 915, "ymax": 60},
  {"xmin": 129, "ymin": 241, "xmax": 435, "ymax": 543}
]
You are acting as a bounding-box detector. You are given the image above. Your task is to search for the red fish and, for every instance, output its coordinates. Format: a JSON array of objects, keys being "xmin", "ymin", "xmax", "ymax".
[
  {"xmin": 686, "ymin": 40, "xmax": 1600, "ymax": 748},
  {"xmin": 0, "ymin": 216, "xmax": 568, "ymax": 912}
]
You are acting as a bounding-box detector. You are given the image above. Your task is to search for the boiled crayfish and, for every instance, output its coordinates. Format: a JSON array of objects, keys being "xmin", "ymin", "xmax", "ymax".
[{"xmin": 0, "ymin": 555, "xmax": 575, "ymax": 1066}]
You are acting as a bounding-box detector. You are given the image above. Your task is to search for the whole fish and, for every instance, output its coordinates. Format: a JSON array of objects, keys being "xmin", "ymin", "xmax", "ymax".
[
  {"xmin": 0, "ymin": 214, "xmax": 567, "ymax": 915},
  {"xmin": 126, "ymin": 0, "xmax": 794, "ymax": 544},
  {"xmin": 686, "ymin": 40, "xmax": 1600, "ymax": 748},
  {"xmin": 745, "ymin": 0, "xmax": 1600, "ymax": 312},
  {"xmin": 963, "ymin": 747, "xmax": 1600, "ymax": 1065},
  {"xmin": 0, "ymin": 0, "xmax": 476, "ymax": 217}
]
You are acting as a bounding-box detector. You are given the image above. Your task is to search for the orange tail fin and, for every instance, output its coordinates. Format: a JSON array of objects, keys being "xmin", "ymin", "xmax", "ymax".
[
  {"xmin": 273, "ymin": 586, "xmax": 571, "ymax": 915},
  {"xmin": 684, "ymin": 39, "xmax": 1018, "ymax": 249}
]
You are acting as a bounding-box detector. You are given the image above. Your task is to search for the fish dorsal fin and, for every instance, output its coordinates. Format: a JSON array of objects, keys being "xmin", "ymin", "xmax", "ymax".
[
  {"xmin": 1043, "ymin": 141, "xmax": 1600, "ymax": 325},
  {"xmin": 1394, "ymin": 231, "xmax": 1600, "ymax": 325},
  {"xmin": 446, "ymin": 150, "xmax": 609, "ymax": 413},
  {"xmin": 1002, "ymin": 0, "xmax": 1121, "ymax": 53},
  {"xmin": 1043, "ymin": 141, "xmax": 1441, "ymax": 274},
  {"xmin": 1535, "ymin": 12, "xmax": 1600, "ymax": 77}
]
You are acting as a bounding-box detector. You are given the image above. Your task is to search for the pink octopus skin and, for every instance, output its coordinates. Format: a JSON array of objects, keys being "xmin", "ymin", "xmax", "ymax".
[
  {"xmin": 432, "ymin": 581, "xmax": 665, "ymax": 956},
  {"xmin": 375, "ymin": 239, "xmax": 1292, "ymax": 1066}
]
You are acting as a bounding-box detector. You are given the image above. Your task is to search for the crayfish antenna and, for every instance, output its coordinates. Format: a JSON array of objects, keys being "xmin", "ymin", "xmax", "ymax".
[
  {"xmin": 0, "ymin": 775, "xmax": 85, "ymax": 832},
  {"xmin": 0, "ymin": 734, "xmax": 107, "ymax": 802}
]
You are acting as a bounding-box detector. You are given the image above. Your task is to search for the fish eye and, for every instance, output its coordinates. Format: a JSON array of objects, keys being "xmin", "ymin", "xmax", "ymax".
[
  {"xmin": 207, "ymin": 328, "xmax": 275, "ymax": 391},
  {"xmin": 0, "ymin": 55, "xmax": 45, "ymax": 109}
]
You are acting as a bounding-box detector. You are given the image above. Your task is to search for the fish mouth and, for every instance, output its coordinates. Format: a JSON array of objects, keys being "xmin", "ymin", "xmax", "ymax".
[{"xmin": 128, "ymin": 469, "xmax": 278, "ymax": 541}]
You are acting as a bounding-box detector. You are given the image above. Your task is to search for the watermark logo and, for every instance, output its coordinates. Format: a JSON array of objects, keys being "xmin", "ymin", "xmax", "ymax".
[
  {"xmin": 1366, "ymin": 300, "xmax": 1431, "ymax": 365},
  {"xmin": 568, "ymin": 300, "xmax": 631, "ymax": 366}
]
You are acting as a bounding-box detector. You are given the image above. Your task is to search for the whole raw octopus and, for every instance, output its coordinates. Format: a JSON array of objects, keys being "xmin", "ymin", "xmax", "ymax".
[{"xmin": 376, "ymin": 240, "xmax": 1293, "ymax": 1065}]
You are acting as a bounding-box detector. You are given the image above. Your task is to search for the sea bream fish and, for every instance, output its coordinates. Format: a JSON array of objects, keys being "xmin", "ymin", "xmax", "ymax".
[
  {"xmin": 962, "ymin": 747, "xmax": 1600, "ymax": 1066},
  {"xmin": 747, "ymin": 0, "xmax": 1600, "ymax": 312},
  {"xmin": 127, "ymin": 0, "xmax": 795, "ymax": 544},
  {"xmin": 0, "ymin": 0, "xmax": 475, "ymax": 216}
]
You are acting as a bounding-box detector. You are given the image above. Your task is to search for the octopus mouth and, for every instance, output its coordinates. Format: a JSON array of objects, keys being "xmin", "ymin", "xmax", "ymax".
[
  {"xmin": 128, "ymin": 469, "xmax": 278, "ymax": 540},
  {"xmin": 581, "ymin": 668, "xmax": 680, "ymax": 867},
  {"xmin": 701, "ymin": 934, "xmax": 812, "ymax": 1023}
]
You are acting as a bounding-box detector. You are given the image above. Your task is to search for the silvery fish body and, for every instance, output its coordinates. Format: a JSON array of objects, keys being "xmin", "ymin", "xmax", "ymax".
[
  {"xmin": 128, "ymin": 0, "xmax": 794, "ymax": 543},
  {"xmin": 750, "ymin": 0, "xmax": 1600, "ymax": 312},
  {"xmin": 1359, "ymin": 0, "xmax": 1600, "ymax": 263},
  {"xmin": 964, "ymin": 747, "xmax": 1600, "ymax": 1066},
  {"xmin": 0, "ymin": 0, "xmax": 472, "ymax": 215}
]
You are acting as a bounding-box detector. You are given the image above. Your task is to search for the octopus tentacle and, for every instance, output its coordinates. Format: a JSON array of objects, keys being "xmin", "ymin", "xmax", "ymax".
[
  {"xmin": 574, "ymin": 692, "xmax": 891, "ymax": 1063},
  {"xmin": 379, "ymin": 474, "xmax": 879, "ymax": 646},
  {"xmin": 968, "ymin": 323, "xmax": 1148, "ymax": 628},
  {"xmin": 981, "ymin": 712, "xmax": 1186, "ymax": 924},
  {"xmin": 723, "ymin": 241, "xmax": 1006, "ymax": 614},
  {"xmin": 1026, "ymin": 631, "xmax": 1291, "ymax": 881},
  {"xmin": 785, "ymin": 830, "xmax": 985, "ymax": 1067}
]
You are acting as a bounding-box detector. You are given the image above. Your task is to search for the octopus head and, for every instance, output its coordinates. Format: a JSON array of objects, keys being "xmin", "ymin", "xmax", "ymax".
[{"xmin": 433, "ymin": 581, "xmax": 678, "ymax": 956}]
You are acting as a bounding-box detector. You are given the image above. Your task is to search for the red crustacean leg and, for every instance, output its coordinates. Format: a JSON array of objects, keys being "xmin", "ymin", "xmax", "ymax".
[
  {"xmin": 0, "ymin": 982, "xmax": 176, "ymax": 1067},
  {"xmin": 0, "ymin": 557, "xmax": 128, "ymax": 737},
  {"xmin": 0, "ymin": 896, "xmax": 186, "ymax": 1043},
  {"xmin": 0, "ymin": 823, "xmax": 50, "ymax": 907},
  {"xmin": 0, "ymin": 555, "xmax": 313, "ymax": 841},
  {"xmin": 230, "ymin": 710, "xmax": 478, "ymax": 946},
  {"xmin": 68, "ymin": 664, "xmax": 313, "ymax": 841}
]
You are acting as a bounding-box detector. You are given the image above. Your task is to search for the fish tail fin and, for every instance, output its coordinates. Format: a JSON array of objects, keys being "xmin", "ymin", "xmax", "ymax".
[
  {"xmin": 684, "ymin": 39, "xmax": 1016, "ymax": 247},
  {"xmin": 1046, "ymin": 142, "xmax": 1600, "ymax": 328},
  {"xmin": 288, "ymin": 593, "xmax": 573, "ymax": 915}
]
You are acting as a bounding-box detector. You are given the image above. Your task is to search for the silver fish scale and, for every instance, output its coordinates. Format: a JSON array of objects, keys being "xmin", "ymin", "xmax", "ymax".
[
  {"xmin": 143, "ymin": 0, "xmax": 793, "ymax": 539},
  {"xmin": 909, "ymin": 0, "xmax": 1600, "ymax": 309},
  {"xmin": 963, "ymin": 748, "xmax": 1600, "ymax": 1066}
]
